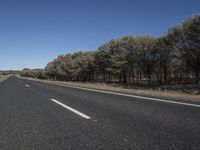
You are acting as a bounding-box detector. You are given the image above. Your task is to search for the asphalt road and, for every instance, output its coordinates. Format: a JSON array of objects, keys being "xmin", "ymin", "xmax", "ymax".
[{"xmin": 0, "ymin": 76, "xmax": 200, "ymax": 150}]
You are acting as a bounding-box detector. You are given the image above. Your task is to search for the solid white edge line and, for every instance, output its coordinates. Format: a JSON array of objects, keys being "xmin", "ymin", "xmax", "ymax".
[
  {"xmin": 50, "ymin": 98, "xmax": 91, "ymax": 119},
  {"xmin": 25, "ymin": 84, "xmax": 30, "ymax": 88},
  {"xmin": 56, "ymin": 84, "xmax": 200, "ymax": 108},
  {"xmin": 17, "ymin": 77, "xmax": 200, "ymax": 108}
]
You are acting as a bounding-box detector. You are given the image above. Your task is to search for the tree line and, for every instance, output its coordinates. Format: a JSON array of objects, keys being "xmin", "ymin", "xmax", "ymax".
[
  {"xmin": 0, "ymin": 70, "xmax": 19, "ymax": 76},
  {"xmin": 20, "ymin": 14, "xmax": 200, "ymax": 87}
]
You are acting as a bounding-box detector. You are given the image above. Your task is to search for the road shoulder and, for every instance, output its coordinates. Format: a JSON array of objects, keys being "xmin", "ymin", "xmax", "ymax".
[
  {"xmin": 16, "ymin": 76, "xmax": 200, "ymax": 103},
  {"xmin": 0, "ymin": 75, "xmax": 10, "ymax": 83}
]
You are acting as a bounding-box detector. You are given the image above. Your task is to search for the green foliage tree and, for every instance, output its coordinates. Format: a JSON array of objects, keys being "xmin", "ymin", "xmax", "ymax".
[
  {"xmin": 168, "ymin": 14, "xmax": 200, "ymax": 86},
  {"xmin": 20, "ymin": 14, "xmax": 200, "ymax": 88},
  {"xmin": 136, "ymin": 36, "xmax": 158, "ymax": 83}
]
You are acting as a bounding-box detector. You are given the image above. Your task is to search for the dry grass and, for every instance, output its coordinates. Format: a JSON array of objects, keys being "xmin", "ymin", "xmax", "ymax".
[
  {"xmin": 0, "ymin": 75, "xmax": 10, "ymax": 82},
  {"xmin": 25, "ymin": 78, "xmax": 200, "ymax": 101}
]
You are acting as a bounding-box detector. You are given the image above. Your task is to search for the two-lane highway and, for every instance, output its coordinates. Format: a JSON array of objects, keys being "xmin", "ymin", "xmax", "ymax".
[{"xmin": 0, "ymin": 76, "xmax": 200, "ymax": 149}]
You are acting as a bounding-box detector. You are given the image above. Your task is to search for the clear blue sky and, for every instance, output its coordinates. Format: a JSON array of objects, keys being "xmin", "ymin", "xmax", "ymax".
[{"xmin": 0, "ymin": 0, "xmax": 199, "ymax": 70}]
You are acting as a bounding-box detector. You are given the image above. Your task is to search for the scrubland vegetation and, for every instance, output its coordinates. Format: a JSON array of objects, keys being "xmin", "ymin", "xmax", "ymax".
[{"xmin": 20, "ymin": 15, "xmax": 200, "ymax": 91}]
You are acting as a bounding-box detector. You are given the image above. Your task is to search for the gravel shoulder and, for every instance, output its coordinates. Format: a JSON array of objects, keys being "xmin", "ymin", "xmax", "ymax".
[
  {"xmin": 18, "ymin": 77, "xmax": 200, "ymax": 101},
  {"xmin": 0, "ymin": 75, "xmax": 10, "ymax": 83}
]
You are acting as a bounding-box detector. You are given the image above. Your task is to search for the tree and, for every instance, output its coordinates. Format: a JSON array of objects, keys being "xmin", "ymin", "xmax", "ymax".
[
  {"xmin": 168, "ymin": 14, "xmax": 200, "ymax": 86},
  {"xmin": 29, "ymin": 14, "xmax": 200, "ymax": 88},
  {"xmin": 136, "ymin": 36, "xmax": 158, "ymax": 83},
  {"xmin": 155, "ymin": 36, "xmax": 175, "ymax": 85},
  {"xmin": 94, "ymin": 43, "xmax": 112, "ymax": 82},
  {"xmin": 70, "ymin": 52, "xmax": 95, "ymax": 81},
  {"xmin": 120, "ymin": 36, "xmax": 140, "ymax": 83}
]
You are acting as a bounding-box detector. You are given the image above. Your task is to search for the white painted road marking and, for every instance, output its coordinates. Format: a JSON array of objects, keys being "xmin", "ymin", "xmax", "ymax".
[
  {"xmin": 55, "ymin": 84, "xmax": 200, "ymax": 108},
  {"xmin": 19, "ymin": 77, "xmax": 200, "ymax": 108},
  {"xmin": 25, "ymin": 84, "xmax": 30, "ymax": 88},
  {"xmin": 50, "ymin": 98, "xmax": 91, "ymax": 119}
]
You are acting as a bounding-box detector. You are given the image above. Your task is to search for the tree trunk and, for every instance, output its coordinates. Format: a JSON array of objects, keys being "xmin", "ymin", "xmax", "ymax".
[
  {"xmin": 123, "ymin": 73, "xmax": 127, "ymax": 84},
  {"xmin": 196, "ymin": 55, "xmax": 200, "ymax": 87},
  {"xmin": 148, "ymin": 73, "xmax": 151, "ymax": 84},
  {"xmin": 119, "ymin": 74, "xmax": 122, "ymax": 83}
]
